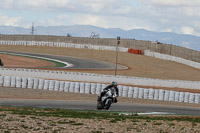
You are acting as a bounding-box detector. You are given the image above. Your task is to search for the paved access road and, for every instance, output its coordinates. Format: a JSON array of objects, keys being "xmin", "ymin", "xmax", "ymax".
[
  {"xmin": 0, "ymin": 98, "xmax": 200, "ymax": 115},
  {"xmin": 0, "ymin": 51, "xmax": 127, "ymax": 70}
]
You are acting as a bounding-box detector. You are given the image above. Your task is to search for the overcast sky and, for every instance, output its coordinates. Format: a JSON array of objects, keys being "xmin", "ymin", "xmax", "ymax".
[{"xmin": 0, "ymin": 0, "xmax": 200, "ymax": 37}]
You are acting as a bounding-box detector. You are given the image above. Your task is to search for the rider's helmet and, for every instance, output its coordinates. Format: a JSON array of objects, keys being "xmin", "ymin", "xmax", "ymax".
[{"xmin": 112, "ymin": 81, "xmax": 117, "ymax": 87}]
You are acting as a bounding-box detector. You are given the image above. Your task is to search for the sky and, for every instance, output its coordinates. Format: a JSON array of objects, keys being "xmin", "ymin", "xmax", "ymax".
[{"xmin": 0, "ymin": 0, "xmax": 200, "ymax": 37}]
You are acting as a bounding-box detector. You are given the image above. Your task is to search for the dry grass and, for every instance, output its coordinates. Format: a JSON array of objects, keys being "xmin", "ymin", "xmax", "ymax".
[
  {"xmin": 0, "ymin": 106, "xmax": 200, "ymax": 133},
  {"xmin": 1, "ymin": 45, "xmax": 200, "ymax": 81},
  {"xmin": 0, "ymin": 112, "xmax": 199, "ymax": 133}
]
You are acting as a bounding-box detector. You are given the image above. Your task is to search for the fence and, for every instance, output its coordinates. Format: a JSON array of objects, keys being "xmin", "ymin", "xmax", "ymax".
[{"xmin": 0, "ymin": 34, "xmax": 200, "ymax": 62}]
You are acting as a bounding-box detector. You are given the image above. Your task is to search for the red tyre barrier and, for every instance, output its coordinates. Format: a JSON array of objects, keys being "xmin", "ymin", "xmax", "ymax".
[
  {"xmin": 128, "ymin": 48, "xmax": 132, "ymax": 53},
  {"xmin": 127, "ymin": 49, "xmax": 142, "ymax": 55},
  {"xmin": 138, "ymin": 50, "xmax": 142, "ymax": 54}
]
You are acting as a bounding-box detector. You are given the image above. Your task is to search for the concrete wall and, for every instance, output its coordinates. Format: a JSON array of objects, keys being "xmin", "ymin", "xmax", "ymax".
[{"xmin": 0, "ymin": 34, "xmax": 200, "ymax": 62}]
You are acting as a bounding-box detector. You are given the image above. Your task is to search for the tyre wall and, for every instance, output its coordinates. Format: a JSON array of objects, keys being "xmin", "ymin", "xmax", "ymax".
[
  {"xmin": 0, "ymin": 75, "xmax": 199, "ymax": 104},
  {"xmin": 0, "ymin": 68, "xmax": 200, "ymax": 89}
]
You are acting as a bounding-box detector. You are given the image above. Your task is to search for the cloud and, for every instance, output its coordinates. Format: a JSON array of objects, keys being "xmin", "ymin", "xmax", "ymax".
[
  {"xmin": 38, "ymin": 14, "xmax": 108, "ymax": 28},
  {"xmin": 1, "ymin": 0, "xmax": 200, "ymax": 37},
  {"xmin": 0, "ymin": 13, "xmax": 22, "ymax": 26},
  {"xmin": 181, "ymin": 26, "xmax": 194, "ymax": 35},
  {"xmin": 132, "ymin": 0, "xmax": 200, "ymax": 36},
  {"xmin": 0, "ymin": 0, "xmax": 131, "ymax": 15},
  {"xmin": 137, "ymin": 0, "xmax": 200, "ymax": 6}
]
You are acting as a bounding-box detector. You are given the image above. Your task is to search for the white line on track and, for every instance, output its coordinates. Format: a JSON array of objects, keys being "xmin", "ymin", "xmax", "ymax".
[{"xmin": 0, "ymin": 51, "xmax": 73, "ymax": 68}]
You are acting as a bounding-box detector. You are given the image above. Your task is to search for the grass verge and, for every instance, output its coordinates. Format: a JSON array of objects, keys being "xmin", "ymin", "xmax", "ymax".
[
  {"xmin": 0, "ymin": 106, "xmax": 200, "ymax": 123},
  {"xmin": 0, "ymin": 52, "xmax": 66, "ymax": 67}
]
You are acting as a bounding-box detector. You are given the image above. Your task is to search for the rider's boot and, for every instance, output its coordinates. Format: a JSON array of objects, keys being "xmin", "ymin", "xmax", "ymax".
[{"xmin": 97, "ymin": 96, "xmax": 101, "ymax": 102}]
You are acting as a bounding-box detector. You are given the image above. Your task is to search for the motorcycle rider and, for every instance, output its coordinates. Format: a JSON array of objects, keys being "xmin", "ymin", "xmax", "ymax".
[{"xmin": 98, "ymin": 81, "xmax": 119, "ymax": 103}]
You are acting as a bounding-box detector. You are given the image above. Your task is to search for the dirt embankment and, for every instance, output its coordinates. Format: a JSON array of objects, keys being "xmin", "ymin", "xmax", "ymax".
[
  {"xmin": 1, "ymin": 45, "xmax": 200, "ymax": 81},
  {"xmin": 0, "ymin": 54, "xmax": 55, "ymax": 68}
]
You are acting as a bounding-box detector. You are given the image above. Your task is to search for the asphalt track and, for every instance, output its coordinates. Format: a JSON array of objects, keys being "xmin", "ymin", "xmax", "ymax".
[
  {"xmin": 0, "ymin": 98, "xmax": 200, "ymax": 115},
  {"xmin": 0, "ymin": 51, "xmax": 127, "ymax": 70},
  {"xmin": 1, "ymin": 51, "xmax": 200, "ymax": 115}
]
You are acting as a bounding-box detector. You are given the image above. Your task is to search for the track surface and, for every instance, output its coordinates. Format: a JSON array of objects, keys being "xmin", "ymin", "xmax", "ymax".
[
  {"xmin": 0, "ymin": 51, "xmax": 127, "ymax": 70},
  {"xmin": 0, "ymin": 98, "xmax": 200, "ymax": 115},
  {"xmin": 1, "ymin": 51, "xmax": 200, "ymax": 115}
]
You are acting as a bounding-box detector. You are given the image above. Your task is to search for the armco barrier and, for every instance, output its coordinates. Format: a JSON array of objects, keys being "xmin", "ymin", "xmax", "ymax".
[
  {"xmin": 0, "ymin": 40, "xmax": 128, "ymax": 52},
  {"xmin": 144, "ymin": 50, "xmax": 200, "ymax": 70},
  {"xmin": 0, "ymin": 75, "xmax": 199, "ymax": 104}
]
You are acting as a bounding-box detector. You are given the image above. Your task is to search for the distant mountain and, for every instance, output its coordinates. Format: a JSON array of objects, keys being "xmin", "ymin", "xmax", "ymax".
[{"xmin": 0, "ymin": 25, "xmax": 200, "ymax": 51}]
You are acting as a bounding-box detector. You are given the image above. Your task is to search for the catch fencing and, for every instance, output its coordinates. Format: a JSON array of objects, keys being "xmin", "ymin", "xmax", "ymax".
[{"xmin": 1, "ymin": 75, "xmax": 200, "ymax": 104}]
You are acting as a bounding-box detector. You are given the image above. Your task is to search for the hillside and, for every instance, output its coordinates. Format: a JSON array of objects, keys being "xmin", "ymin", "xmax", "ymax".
[{"xmin": 0, "ymin": 25, "xmax": 200, "ymax": 51}]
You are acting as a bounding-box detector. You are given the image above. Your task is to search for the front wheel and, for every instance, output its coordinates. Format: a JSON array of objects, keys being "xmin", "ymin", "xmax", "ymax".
[
  {"xmin": 104, "ymin": 99, "xmax": 112, "ymax": 110},
  {"xmin": 97, "ymin": 101, "xmax": 104, "ymax": 110}
]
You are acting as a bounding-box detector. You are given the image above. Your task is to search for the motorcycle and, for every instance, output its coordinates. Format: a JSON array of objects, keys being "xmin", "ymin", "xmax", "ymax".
[{"xmin": 97, "ymin": 87, "xmax": 117, "ymax": 110}]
